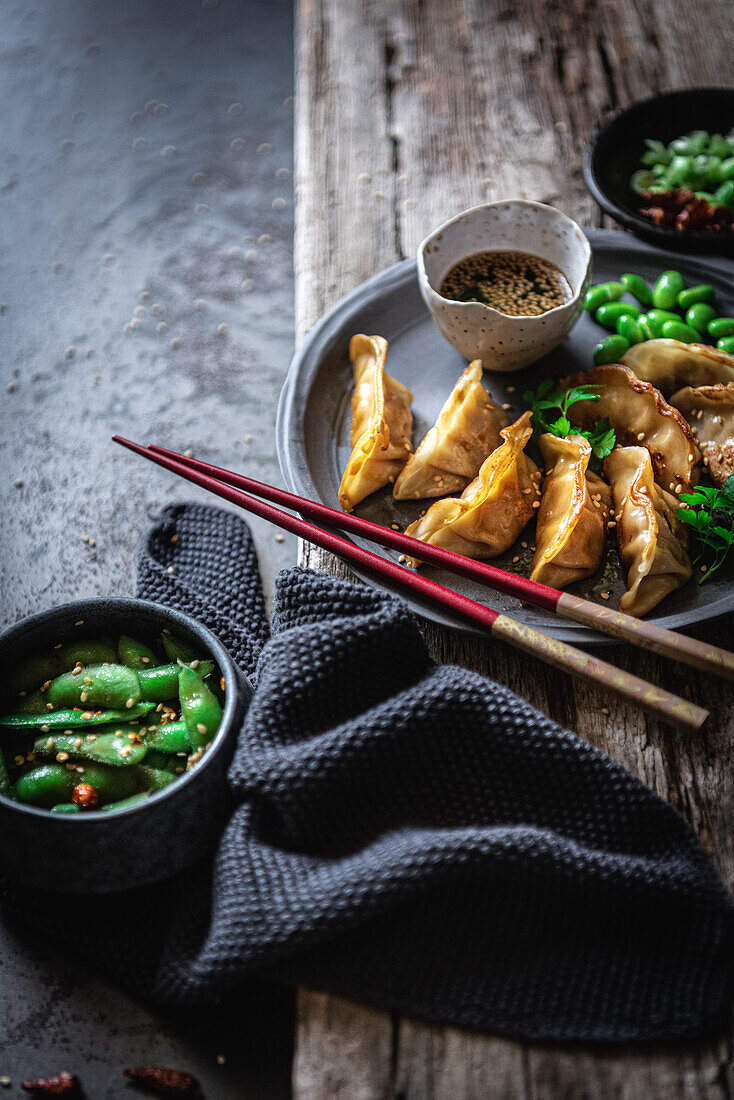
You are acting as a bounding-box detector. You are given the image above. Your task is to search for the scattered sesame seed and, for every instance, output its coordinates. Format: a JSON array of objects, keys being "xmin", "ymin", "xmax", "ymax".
[
  {"xmin": 26, "ymin": 752, "xmax": 35, "ymax": 762},
  {"xmin": 275, "ymin": 533, "xmax": 285, "ymax": 543},
  {"xmin": 170, "ymin": 337, "xmax": 181, "ymax": 349},
  {"xmin": 257, "ymin": 142, "xmax": 272, "ymax": 154},
  {"xmin": 216, "ymin": 1055, "xmax": 226, "ymax": 1066},
  {"xmin": 46, "ymin": 738, "xmax": 54, "ymax": 750},
  {"xmin": 74, "ymin": 738, "xmax": 82, "ymax": 749},
  {"xmin": 242, "ymin": 278, "xmax": 254, "ymax": 292},
  {"xmin": 272, "ymin": 197, "xmax": 287, "ymax": 209},
  {"xmin": 190, "ymin": 659, "xmax": 199, "ymax": 669},
  {"xmin": 6, "ymin": 382, "xmax": 16, "ymax": 393},
  {"xmin": 532, "ymin": 500, "xmax": 540, "ymax": 508},
  {"xmin": 40, "ymin": 724, "xmax": 50, "ymax": 733},
  {"xmin": 196, "ymin": 722, "xmax": 208, "ymax": 735},
  {"xmin": 637, "ymin": 432, "xmax": 644, "ymax": 440},
  {"xmin": 244, "ymin": 249, "xmax": 258, "ymax": 261},
  {"xmin": 75, "ymin": 620, "xmax": 84, "ymax": 626},
  {"xmin": 125, "ymin": 698, "xmax": 135, "ymax": 709},
  {"xmin": 506, "ymin": 385, "xmax": 515, "ymax": 393},
  {"xmin": 153, "ymin": 102, "xmax": 169, "ymax": 116},
  {"xmin": 83, "ymin": 676, "xmax": 93, "ymax": 685},
  {"xmin": 257, "ymin": 233, "xmax": 272, "ymax": 245},
  {"xmin": 13, "ymin": 755, "xmax": 24, "ymax": 766},
  {"xmin": 601, "ymin": 707, "xmax": 610, "ymax": 715},
  {"xmin": 244, "ymin": 433, "xmax": 253, "ymax": 442},
  {"xmin": 191, "ymin": 172, "xmax": 207, "ymax": 186},
  {"xmin": 170, "ymin": 534, "xmax": 179, "ymax": 543},
  {"xmin": 13, "ymin": 479, "xmax": 23, "ymax": 488},
  {"xmin": 167, "ymin": 566, "xmax": 174, "ymax": 574},
  {"xmin": 391, "ymin": 524, "xmax": 400, "ymax": 530},
  {"xmin": 701, "ymin": 564, "xmax": 708, "ymax": 573},
  {"xmin": 56, "ymin": 752, "xmax": 69, "ymax": 762},
  {"xmin": 502, "ymin": 403, "xmax": 511, "ymax": 410},
  {"xmin": 80, "ymin": 692, "xmax": 88, "ymax": 702},
  {"xmin": 228, "ymin": 102, "xmax": 244, "ymax": 115},
  {"xmin": 512, "ymin": 555, "xmax": 520, "ymax": 563},
  {"xmin": 157, "ymin": 321, "xmax": 168, "ymax": 332},
  {"xmin": 0, "ymin": 1075, "xmax": 12, "ymax": 1087},
  {"xmin": 601, "ymin": 592, "xmax": 610, "ymax": 600},
  {"xmin": 89, "ymin": 538, "xmax": 96, "ymax": 547},
  {"xmin": 217, "ymin": 323, "xmax": 228, "ymax": 335},
  {"xmin": 275, "ymin": 167, "xmax": 290, "ymax": 179},
  {"xmin": 230, "ymin": 137, "xmax": 246, "ymax": 151}
]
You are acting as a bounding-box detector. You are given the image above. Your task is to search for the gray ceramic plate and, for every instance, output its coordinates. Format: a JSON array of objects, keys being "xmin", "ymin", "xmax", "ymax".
[{"xmin": 277, "ymin": 230, "xmax": 734, "ymax": 644}]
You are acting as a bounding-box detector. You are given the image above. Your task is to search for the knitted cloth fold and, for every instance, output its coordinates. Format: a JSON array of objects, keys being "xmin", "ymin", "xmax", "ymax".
[{"xmin": 2, "ymin": 502, "xmax": 732, "ymax": 1042}]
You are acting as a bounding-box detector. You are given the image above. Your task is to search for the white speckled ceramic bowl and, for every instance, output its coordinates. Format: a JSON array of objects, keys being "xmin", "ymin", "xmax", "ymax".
[{"xmin": 418, "ymin": 200, "xmax": 592, "ymax": 372}]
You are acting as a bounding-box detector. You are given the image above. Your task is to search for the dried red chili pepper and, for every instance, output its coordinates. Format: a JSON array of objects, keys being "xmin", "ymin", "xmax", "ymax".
[
  {"xmin": 20, "ymin": 1073, "xmax": 80, "ymax": 1097},
  {"xmin": 123, "ymin": 1066, "xmax": 201, "ymax": 1097},
  {"xmin": 638, "ymin": 189, "xmax": 733, "ymax": 234},
  {"xmin": 71, "ymin": 783, "xmax": 99, "ymax": 809}
]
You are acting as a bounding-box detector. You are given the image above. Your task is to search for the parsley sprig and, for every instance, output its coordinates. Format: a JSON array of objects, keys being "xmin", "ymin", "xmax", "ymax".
[
  {"xmin": 678, "ymin": 476, "xmax": 734, "ymax": 583},
  {"xmin": 522, "ymin": 380, "xmax": 616, "ymax": 460}
]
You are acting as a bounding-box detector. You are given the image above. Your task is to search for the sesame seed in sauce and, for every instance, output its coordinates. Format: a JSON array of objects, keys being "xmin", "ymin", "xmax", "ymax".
[{"xmin": 440, "ymin": 250, "xmax": 571, "ymax": 316}]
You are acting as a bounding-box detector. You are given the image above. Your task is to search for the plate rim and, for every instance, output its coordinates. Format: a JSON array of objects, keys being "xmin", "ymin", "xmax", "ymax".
[{"xmin": 277, "ymin": 230, "xmax": 734, "ymax": 646}]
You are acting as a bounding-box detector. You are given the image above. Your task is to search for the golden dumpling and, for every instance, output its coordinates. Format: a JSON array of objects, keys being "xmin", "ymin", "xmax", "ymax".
[
  {"xmin": 338, "ymin": 334, "xmax": 414, "ymax": 512},
  {"xmin": 403, "ymin": 412, "xmax": 540, "ymax": 566},
  {"xmin": 561, "ymin": 364, "xmax": 700, "ymax": 495},
  {"xmin": 604, "ymin": 446, "xmax": 691, "ymax": 618},
  {"xmin": 530, "ymin": 434, "xmax": 612, "ymax": 589},
  {"xmin": 671, "ymin": 382, "xmax": 734, "ymax": 487},
  {"xmin": 622, "ymin": 338, "xmax": 734, "ymax": 396},
  {"xmin": 393, "ymin": 360, "xmax": 508, "ymax": 500}
]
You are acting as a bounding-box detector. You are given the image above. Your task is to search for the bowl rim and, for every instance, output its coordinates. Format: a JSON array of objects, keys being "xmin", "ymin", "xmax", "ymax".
[
  {"xmin": 416, "ymin": 198, "xmax": 592, "ymax": 320},
  {"xmin": 0, "ymin": 597, "xmax": 244, "ymax": 822},
  {"xmin": 584, "ymin": 86, "xmax": 734, "ymax": 251}
]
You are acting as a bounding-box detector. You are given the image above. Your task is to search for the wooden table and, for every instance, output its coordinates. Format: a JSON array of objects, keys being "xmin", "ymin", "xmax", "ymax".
[{"xmin": 292, "ymin": 2, "xmax": 734, "ymax": 1095}]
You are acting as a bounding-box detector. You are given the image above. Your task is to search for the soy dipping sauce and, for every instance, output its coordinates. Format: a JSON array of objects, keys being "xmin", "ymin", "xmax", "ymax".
[{"xmin": 440, "ymin": 250, "xmax": 572, "ymax": 316}]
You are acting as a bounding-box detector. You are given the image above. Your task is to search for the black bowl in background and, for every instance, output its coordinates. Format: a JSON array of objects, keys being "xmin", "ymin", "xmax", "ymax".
[
  {"xmin": 584, "ymin": 87, "xmax": 734, "ymax": 257},
  {"xmin": 0, "ymin": 598, "xmax": 252, "ymax": 893}
]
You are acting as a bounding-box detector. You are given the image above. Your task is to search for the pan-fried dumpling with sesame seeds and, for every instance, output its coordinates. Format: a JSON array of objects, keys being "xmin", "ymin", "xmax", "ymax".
[
  {"xmin": 603, "ymin": 446, "xmax": 691, "ymax": 617},
  {"xmin": 402, "ymin": 412, "xmax": 540, "ymax": 566},
  {"xmin": 530, "ymin": 434, "xmax": 612, "ymax": 589},
  {"xmin": 622, "ymin": 339, "xmax": 734, "ymax": 396},
  {"xmin": 670, "ymin": 383, "xmax": 734, "ymax": 488},
  {"xmin": 338, "ymin": 334, "xmax": 414, "ymax": 512},
  {"xmin": 560, "ymin": 365, "xmax": 700, "ymax": 495},
  {"xmin": 393, "ymin": 360, "xmax": 508, "ymax": 501}
]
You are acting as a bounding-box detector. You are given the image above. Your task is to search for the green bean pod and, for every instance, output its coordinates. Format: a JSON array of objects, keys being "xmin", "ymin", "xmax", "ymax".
[
  {"xmin": 135, "ymin": 766, "xmax": 178, "ymax": 792},
  {"xmin": 717, "ymin": 336, "xmax": 734, "ymax": 355},
  {"xmin": 595, "ymin": 302, "xmax": 641, "ymax": 328},
  {"xmin": 0, "ymin": 702, "xmax": 154, "ymax": 730},
  {"xmin": 32, "ymin": 732, "xmax": 148, "ymax": 767},
  {"xmin": 15, "ymin": 690, "xmax": 49, "ymax": 716},
  {"xmin": 616, "ymin": 316, "xmax": 645, "ymax": 345},
  {"xmin": 677, "ymin": 284, "xmax": 715, "ymax": 309},
  {"xmin": 138, "ymin": 660, "xmax": 213, "ymax": 703},
  {"xmin": 14, "ymin": 764, "xmax": 77, "ymax": 808},
  {"xmin": 709, "ymin": 317, "xmax": 734, "ymax": 339},
  {"xmin": 685, "ymin": 303, "xmax": 717, "ymax": 335},
  {"xmin": 620, "ymin": 273, "xmax": 653, "ymax": 306},
  {"xmin": 117, "ymin": 635, "xmax": 159, "ymax": 671},
  {"xmin": 661, "ymin": 320, "xmax": 700, "ymax": 344},
  {"xmin": 583, "ymin": 282, "xmax": 624, "ymax": 313},
  {"xmin": 652, "ymin": 271, "xmax": 685, "ymax": 310},
  {"xmin": 178, "ymin": 664, "xmax": 223, "ymax": 749},
  {"xmin": 47, "ymin": 664, "xmax": 141, "ymax": 710},
  {"xmin": 143, "ymin": 750, "xmax": 184, "ymax": 773},
  {"xmin": 50, "ymin": 803, "xmax": 81, "ymax": 814}
]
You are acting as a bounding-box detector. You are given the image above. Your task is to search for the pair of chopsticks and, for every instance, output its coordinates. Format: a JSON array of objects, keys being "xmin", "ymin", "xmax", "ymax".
[{"xmin": 113, "ymin": 436, "xmax": 731, "ymax": 732}]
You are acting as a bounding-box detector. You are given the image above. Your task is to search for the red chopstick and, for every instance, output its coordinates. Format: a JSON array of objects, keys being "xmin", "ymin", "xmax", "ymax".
[
  {"xmin": 145, "ymin": 442, "xmax": 734, "ymax": 684},
  {"xmin": 112, "ymin": 435, "xmax": 708, "ymax": 732}
]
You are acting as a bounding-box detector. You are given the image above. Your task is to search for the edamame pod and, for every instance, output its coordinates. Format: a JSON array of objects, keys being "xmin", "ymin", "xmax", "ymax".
[
  {"xmin": 0, "ymin": 703, "xmax": 154, "ymax": 730},
  {"xmin": 620, "ymin": 273, "xmax": 653, "ymax": 306},
  {"xmin": 117, "ymin": 636, "xmax": 159, "ymax": 670},
  {"xmin": 638, "ymin": 315, "xmax": 657, "ymax": 341},
  {"xmin": 5, "ymin": 640, "xmax": 118, "ymax": 697},
  {"xmin": 661, "ymin": 320, "xmax": 700, "ymax": 344},
  {"xmin": 135, "ymin": 766, "xmax": 178, "ymax": 792},
  {"xmin": 720, "ymin": 157, "xmax": 734, "ymax": 182},
  {"xmin": 138, "ymin": 660, "xmax": 213, "ymax": 703},
  {"xmin": 143, "ymin": 750, "xmax": 183, "ymax": 773},
  {"xmin": 14, "ymin": 764, "xmax": 76, "ymax": 808},
  {"xmin": 32, "ymin": 732, "xmax": 148, "ymax": 767},
  {"xmin": 161, "ymin": 632, "xmax": 199, "ymax": 664},
  {"xmin": 179, "ymin": 664, "xmax": 223, "ymax": 749},
  {"xmin": 717, "ymin": 336, "xmax": 734, "ymax": 355},
  {"xmin": 0, "ymin": 748, "xmax": 11, "ymax": 798},
  {"xmin": 583, "ymin": 282, "xmax": 624, "ymax": 313},
  {"xmin": 709, "ymin": 317, "xmax": 734, "ymax": 339},
  {"xmin": 652, "ymin": 271, "xmax": 685, "ymax": 310},
  {"xmin": 685, "ymin": 303, "xmax": 717, "ymax": 334},
  {"xmin": 677, "ymin": 284, "xmax": 715, "ymax": 309},
  {"xmin": 643, "ymin": 309, "xmax": 680, "ymax": 337},
  {"xmin": 665, "ymin": 156, "xmax": 693, "ymax": 187},
  {"xmin": 616, "ymin": 316, "xmax": 645, "ymax": 345},
  {"xmin": 595, "ymin": 302, "xmax": 641, "ymax": 328},
  {"xmin": 100, "ymin": 792, "xmax": 150, "ymax": 813},
  {"xmin": 715, "ymin": 181, "xmax": 734, "ymax": 209},
  {"xmin": 141, "ymin": 720, "xmax": 191, "ymax": 753},
  {"xmin": 46, "ymin": 663, "xmax": 141, "ymax": 710}
]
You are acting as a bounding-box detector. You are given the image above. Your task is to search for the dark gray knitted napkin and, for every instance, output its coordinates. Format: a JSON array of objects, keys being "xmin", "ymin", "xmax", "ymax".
[{"xmin": 3, "ymin": 502, "xmax": 733, "ymax": 1043}]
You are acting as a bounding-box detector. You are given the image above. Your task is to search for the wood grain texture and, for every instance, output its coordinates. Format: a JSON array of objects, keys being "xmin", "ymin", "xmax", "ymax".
[{"xmin": 293, "ymin": 0, "xmax": 734, "ymax": 1095}]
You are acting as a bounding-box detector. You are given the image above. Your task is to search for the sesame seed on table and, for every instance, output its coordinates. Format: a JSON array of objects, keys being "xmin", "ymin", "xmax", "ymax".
[{"xmin": 293, "ymin": 0, "xmax": 734, "ymax": 1096}]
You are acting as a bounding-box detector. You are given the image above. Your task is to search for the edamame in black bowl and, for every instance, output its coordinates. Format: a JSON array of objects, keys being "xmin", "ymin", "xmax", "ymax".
[{"xmin": 0, "ymin": 599, "xmax": 251, "ymax": 892}]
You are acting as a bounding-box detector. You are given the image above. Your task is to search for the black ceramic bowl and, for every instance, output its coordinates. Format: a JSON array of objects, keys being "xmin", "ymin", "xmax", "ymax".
[
  {"xmin": 0, "ymin": 598, "xmax": 252, "ymax": 893},
  {"xmin": 585, "ymin": 87, "xmax": 734, "ymax": 256}
]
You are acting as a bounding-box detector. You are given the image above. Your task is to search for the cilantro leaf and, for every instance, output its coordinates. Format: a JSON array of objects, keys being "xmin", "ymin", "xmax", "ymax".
[
  {"xmin": 583, "ymin": 417, "xmax": 616, "ymax": 460},
  {"xmin": 548, "ymin": 415, "xmax": 571, "ymax": 437},
  {"xmin": 522, "ymin": 379, "xmax": 615, "ymax": 456}
]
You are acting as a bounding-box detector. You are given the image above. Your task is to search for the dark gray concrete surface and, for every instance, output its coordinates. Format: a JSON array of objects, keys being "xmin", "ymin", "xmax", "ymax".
[{"xmin": 0, "ymin": 0, "xmax": 296, "ymax": 1094}]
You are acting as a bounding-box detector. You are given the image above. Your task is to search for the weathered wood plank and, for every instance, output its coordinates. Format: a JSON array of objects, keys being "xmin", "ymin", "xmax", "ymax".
[{"xmin": 293, "ymin": 0, "xmax": 734, "ymax": 1095}]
